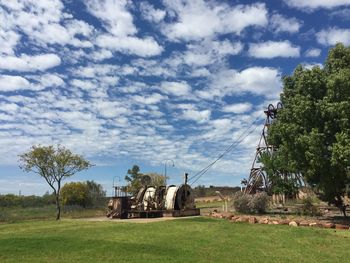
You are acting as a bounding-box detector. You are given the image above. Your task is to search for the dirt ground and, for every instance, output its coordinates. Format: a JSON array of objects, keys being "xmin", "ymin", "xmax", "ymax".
[{"xmin": 75, "ymin": 216, "xmax": 201, "ymax": 223}]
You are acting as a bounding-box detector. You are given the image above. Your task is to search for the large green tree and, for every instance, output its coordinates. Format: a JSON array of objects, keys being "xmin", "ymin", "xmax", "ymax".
[
  {"xmin": 265, "ymin": 43, "xmax": 350, "ymax": 215},
  {"xmin": 19, "ymin": 145, "xmax": 92, "ymax": 219}
]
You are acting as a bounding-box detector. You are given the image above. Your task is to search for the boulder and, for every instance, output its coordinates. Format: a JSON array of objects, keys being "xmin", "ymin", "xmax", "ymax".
[
  {"xmin": 258, "ymin": 218, "xmax": 269, "ymax": 224},
  {"xmin": 335, "ymin": 224, "xmax": 349, "ymax": 230},
  {"xmin": 272, "ymin": 220, "xmax": 279, "ymax": 225},
  {"xmin": 323, "ymin": 223, "xmax": 335, "ymax": 229},
  {"xmin": 289, "ymin": 221, "xmax": 298, "ymax": 227},
  {"xmin": 248, "ymin": 217, "xmax": 257, "ymax": 224},
  {"xmin": 280, "ymin": 220, "xmax": 290, "ymax": 225},
  {"xmin": 299, "ymin": 221, "xmax": 309, "ymax": 227}
]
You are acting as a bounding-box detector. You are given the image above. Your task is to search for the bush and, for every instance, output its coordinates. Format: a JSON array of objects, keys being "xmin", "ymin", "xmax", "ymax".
[
  {"xmin": 232, "ymin": 192, "xmax": 251, "ymax": 213},
  {"xmin": 232, "ymin": 192, "xmax": 270, "ymax": 214},
  {"xmin": 249, "ymin": 192, "xmax": 270, "ymax": 213},
  {"xmin": 299, "ymin": 196, "xmax": 320, "ymax": 216}
]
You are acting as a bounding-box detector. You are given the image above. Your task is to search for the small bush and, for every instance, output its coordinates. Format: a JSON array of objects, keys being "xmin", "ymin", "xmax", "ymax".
[
  {"xmin": 232, "ymin": 192, "xmax": 251, "ymax": 213},
  {"xmin": 232, "ymin": 192, "xmax": 270, "ymax": 214},
  {"xmin": 299, "ymin": 196, "xmax": 320, "ymax": 216},
  {"xmin": 249, "ymin": 192, "xmax": 270, "ymax": 213}
]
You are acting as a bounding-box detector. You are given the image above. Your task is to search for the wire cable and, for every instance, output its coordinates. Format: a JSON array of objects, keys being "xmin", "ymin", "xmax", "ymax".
[{"xmin": 188, "ymin": 113, "xmax": 264, "ymax": 185}]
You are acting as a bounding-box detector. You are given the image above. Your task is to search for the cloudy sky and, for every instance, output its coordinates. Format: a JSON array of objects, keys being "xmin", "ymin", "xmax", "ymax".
[{"xmin": 1, "ymin": 0, "xmax": 350, "ymax": 195}]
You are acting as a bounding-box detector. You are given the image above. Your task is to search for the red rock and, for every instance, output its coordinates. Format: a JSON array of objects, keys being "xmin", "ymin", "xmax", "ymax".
[
  {"xmin": 335, "ymin": 224, "xmax": 349, "ymax": 230},
  {"xmin": 249, "ymin": 217, "xmax": 257, "ymax": 224},
  {"xmin": 280, "ymin": 220, "xmax": 290, "ymax": 225},
  {"xmin": 323, "ymin": 223, "xmax": 335, "ymax": 229},
  {"xmin": 258, "ymin": 218, "xmax": 269, "ymax": 224}
]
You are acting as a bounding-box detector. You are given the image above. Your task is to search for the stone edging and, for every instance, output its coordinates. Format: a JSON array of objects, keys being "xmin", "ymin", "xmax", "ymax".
[{"xmin": 209, "ymin": 212, "xmax": 350, "ymax": 230}]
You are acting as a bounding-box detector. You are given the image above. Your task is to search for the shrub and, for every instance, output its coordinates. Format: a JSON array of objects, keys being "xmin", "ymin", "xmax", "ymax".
[
  {"xmin": 249, "ymin": 192, "xmax": 270, "ymax": 213},
  {"xmin": 299, "ymin": 196, "xmax": 320, "ymax": 216},
  {"xmin": 233, "ymin": 192, "xmax": 270, "ymax": 214},
  {"xmin": 232, "ymin": 192, "xmax": 251, "ymax": 213}
]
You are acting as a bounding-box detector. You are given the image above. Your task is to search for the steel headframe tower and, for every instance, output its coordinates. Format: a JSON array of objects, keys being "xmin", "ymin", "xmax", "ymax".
[{"xmin": 244, "ymin": 102, "xmax": 282, "ymax": 194}]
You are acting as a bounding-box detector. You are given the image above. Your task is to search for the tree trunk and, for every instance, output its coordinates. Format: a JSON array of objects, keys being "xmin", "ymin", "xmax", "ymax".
[
  {"xmin": 341, "ymin": 206, "xmax": 347, "ymax": 217},
  {"xmin": 55, "ymin": 181, "xmax": 61, "ymax": 220},
  {"xmin": 56, "ymin": 194, "xmax": 61, "ymax": 220}
]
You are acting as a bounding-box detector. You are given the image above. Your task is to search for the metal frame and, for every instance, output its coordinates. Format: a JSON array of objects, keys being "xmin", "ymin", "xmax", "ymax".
[{"xmin": 244, "ymin": 103, "xmax": 304, "ymax": 195}]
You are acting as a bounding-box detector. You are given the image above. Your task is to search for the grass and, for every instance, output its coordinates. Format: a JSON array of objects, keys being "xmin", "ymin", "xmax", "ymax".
[
  {"xmin": 0, "ymin": 217, "xmax": 349, "ymax": 263},
  {"xmin": 0, "ymin": 205, "xmax": 106, "ymax": 222}
]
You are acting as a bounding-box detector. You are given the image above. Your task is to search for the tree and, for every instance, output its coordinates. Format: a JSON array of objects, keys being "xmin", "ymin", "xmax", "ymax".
[
  {"xmin": 61, "ymin": 182, "xmax": 89, "ymax": 207},
  {"xmin": 125, "ymin": 165, "xmax": 144, "ymax": 195},
  {"xmin": 61, "ymin": 181, "xmax": 106, "ymax": 208},
  {"xmin": 264, "ymin": 43, "xmax": 350, "ymax": 216},
  {"xmin": 124, "ymin": 165, "xmax": 168, "ymax": 195},
  {"xmin": 19, "ymin": 145, "xmax": 92, "ymax": 220}
]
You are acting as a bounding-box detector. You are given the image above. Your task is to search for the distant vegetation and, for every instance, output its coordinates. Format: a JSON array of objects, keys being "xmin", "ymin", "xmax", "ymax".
[{"xmin": 193, "ymin": 185, "xmax": 240, "ymax": 197}]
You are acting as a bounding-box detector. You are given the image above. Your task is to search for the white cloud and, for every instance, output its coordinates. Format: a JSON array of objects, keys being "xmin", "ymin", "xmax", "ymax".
[
  {"xmin": 302, "ymin": 63, "xmax": 323, "ymax": 70},
  {"xmin": 222, "ymin": 103, "xmax": 253, "ymax": 114},
  {"xmin": 0, "ymin": 0, "xmax": 94, "ymax": 48},
  {"xmin": 248, "ymin": 41, "xmax": 300, "ymax": 58},
  {"xmin": 199, "ymin": 67, "xmax": 282, "ymax": 99},
  {"xmin": 161, "ymin": 81, "xmax": 191, "ymax": 96},
  {"xmin": 133, "ymin": 93, "xmax": 166, "ymax": 105},
  {"xmin": 270, "ymin": 14, "xmax": 301, "ymax": 34},
  {"xmin": 0, "ymin": 30, "xmax": 20, "ymax": 55},
  {"xmin": 183, "ymin": 40, "xmax": 243, "ymax": 66},
  {"xmin": 0, "ymin": 54, "xmax": 61, "ymax": 72},
  {"xmin": 162, "ymin": 1, "xmax": 268, "ymax": 41},
  {"xmin": 86, "ymin": 0, "xmax": 136, "ymax": 37},
  {"xmin": 96, "ymin": 35, "xmax": 163, "ymax": 57},
  {"xmin": 140, "ymin": 2, "xmax": 166, "ymax": 23},
  {"xmin": 284, "ymin": 0, "xmax": 350, "ymax": 10},
  {"xmin": 316, "ymin": 27, "xmax": 350, "ymax": 46},
  {"xmin": 181, "ymin": 109, "xmax": 211, "ymax": 123},
  {"xmin": 330, "ymin": 8, "xmax": 350, "ymax": 21},
  {"xmin": 86, "ymin": 0, "xmax": 163, "ymax": 57},
  {"xmin": 0, "ymin": 75, "xmax": 30, "ymax": 91},
  {"xmin": 305, "ymin": 48, "xmax": 321, "ymax": 57}
]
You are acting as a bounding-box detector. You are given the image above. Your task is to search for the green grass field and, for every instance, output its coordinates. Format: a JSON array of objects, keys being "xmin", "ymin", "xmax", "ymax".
[{"xmin": 0, "ymin": 217, "xmax": 349, "ymax": 263}]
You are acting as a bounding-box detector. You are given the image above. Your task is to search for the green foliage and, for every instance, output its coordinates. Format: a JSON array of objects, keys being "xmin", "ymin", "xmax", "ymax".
[
  {"xmin": 0, "ymin": 192, "xmax": 55, "ymax": 208},
  {"xmin": 61, "ymin": 181, "xmax": 106, "ymax": 208},
  {"xmin": 61, "ymin": 182, "xmax": 89, "ymax": 207},
  {"xmin": 265, "ymin": 44, "xmax": 350, "ymax": 215},
  {"xmin": 233, "ymin": 192, "xmax": 270, "ymax": 214},
  {"xmin": 124, "ymin": 165, "xmax": 168, "ymax": 195},
  {"xmin": 258, "ymin": 153, "xmax": 299, "ymax": 196},
  {"xmin": 19, "ymin": 145, "xmax": 92, "ymax": 219}
]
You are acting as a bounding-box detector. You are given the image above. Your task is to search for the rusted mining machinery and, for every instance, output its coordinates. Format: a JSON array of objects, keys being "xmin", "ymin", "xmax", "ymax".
[
  {"xmin": 107, "ymin": 175, "xmax": 199, "ymax": 219},
  {"xmin": 244, "ymin": 102, "xmax": 303, "ymax": 195}
]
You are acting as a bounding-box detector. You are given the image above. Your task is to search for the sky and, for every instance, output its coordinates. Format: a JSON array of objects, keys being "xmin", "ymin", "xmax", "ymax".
[{"xmin": 1, "ymin": 0, "xmax": 350, "ymax": 196}]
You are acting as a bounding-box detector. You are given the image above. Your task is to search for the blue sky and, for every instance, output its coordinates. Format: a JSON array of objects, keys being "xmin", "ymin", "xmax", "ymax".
[{"xmin": 1, "ymin": 0, "xmax": 350, "ymax": 196}]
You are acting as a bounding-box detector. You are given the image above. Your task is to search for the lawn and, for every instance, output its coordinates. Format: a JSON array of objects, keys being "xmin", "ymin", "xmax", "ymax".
[{"xmin": 0, "ymin": 217, "xmax": 349, "ymax": 263}]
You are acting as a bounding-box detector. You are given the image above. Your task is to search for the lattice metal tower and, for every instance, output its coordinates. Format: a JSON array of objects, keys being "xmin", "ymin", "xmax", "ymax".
[{"xmin": 244, "ymin": 103, "xmax": 282, "ymax": 194}]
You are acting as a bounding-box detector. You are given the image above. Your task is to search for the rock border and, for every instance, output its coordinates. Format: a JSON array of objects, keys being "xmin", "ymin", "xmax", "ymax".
[{"xmin": 209, "ymin": 212, "xmax": 349, "ymax": 230}]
